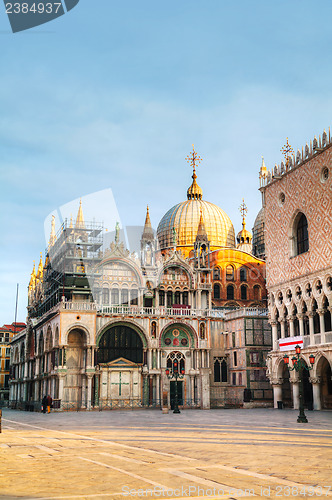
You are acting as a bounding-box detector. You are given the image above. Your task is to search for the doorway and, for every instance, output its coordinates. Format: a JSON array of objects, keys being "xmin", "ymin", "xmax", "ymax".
[{"xmin": 170, "ymin": 381, "xmax": 183, "ymax": 409}]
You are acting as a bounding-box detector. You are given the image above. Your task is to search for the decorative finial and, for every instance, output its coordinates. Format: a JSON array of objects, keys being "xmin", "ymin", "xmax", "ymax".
[
  {"xmin": 75, "ymin": 198, "xmax": 86, "ymax": 229},
  {"xmin": 239, "ymin": 199, "xmax": 248, "ymax": 227},
  {"xmin": 186, "ymin": 144, "xmax": 202, "ymax": 176},
  {"xmin": 281, "ymin": 138, "xmax": 294, "ymax": 167},
  {"xmin": 172, "ymin": 226, "xmax": 177, "ymax": 248},
  {"xmin": 186, "ymin": 145, "xmax": 203, "ymax": 200}
]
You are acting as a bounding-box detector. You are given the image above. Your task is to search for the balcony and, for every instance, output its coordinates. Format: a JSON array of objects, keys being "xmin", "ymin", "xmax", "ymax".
[{"xmin": 98, "ymin": 305, "xmax": 225, "ymax": 319}]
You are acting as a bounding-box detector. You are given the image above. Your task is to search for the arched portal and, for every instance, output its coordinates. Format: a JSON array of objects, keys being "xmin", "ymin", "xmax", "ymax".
[
  {"xmin": 63, "ymin": 328, "xmax": 87, "ymax": 404},
  {"xmin": 97, "ymin": 325, "xmax": 143, "ymax": 364},
  {"xmin": 97, "ymin": 324, "xmax": 144, "ymax": 403},
  {"xmin": 318, "ymin": 357, "xmax": 332, "ymax": 409}
]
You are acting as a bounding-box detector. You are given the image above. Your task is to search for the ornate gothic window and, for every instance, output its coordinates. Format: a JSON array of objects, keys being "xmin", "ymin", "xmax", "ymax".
[
  {"xmin": 213, "ymin": 357, "xmax": 227, "ymax": 382},
  {"xmin": 167, "ymin": 351, "xmax": 185, "ymax": 373}
]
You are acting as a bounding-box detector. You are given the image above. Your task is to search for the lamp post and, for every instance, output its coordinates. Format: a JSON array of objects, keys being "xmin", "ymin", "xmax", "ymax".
[
  {"xmin": 166, "ymin": 361, "xmax": 184, "ymax": 414},
  {"xmin": 283, "ymin": 345, "xmax": 315, "ymax": 423}
]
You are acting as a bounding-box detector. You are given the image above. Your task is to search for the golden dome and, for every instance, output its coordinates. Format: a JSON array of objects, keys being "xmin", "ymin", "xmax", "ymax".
[{"xmin": 157, "ymin": 199, "xmax": 236, "ymax": 251}]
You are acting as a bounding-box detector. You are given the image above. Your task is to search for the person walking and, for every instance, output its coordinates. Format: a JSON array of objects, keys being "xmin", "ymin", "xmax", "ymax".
[
  {"xmin": 42, "ymin": 395, "xmax": 47, "ymax": 414},
  {"xmin": 46, "ymin": 394, "xmax": 53, "ymax": 414}
]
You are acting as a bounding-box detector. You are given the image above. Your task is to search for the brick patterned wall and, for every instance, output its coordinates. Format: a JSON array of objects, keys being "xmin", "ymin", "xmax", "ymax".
[{"xmin": 265, "ymin": 147, "xmax": 332, "ymax": 288}]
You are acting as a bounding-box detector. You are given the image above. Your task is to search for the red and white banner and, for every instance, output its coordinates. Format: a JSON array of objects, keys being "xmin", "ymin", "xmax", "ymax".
[{"xmin": 279, "ymin": 336, "xmax": 303, "ymax": 352}]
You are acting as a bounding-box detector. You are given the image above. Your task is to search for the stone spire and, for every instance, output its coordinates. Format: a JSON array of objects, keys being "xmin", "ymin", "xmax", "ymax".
[
  {"xmin": 196, "ymin": 209, "xmax": 208, "ymax": 242},
  {"xmin": 75, "ymin": 199, "xmax": 86, "ymax": 229},
  {"xmin": 142, "ymin": 205, "xmax": 154, "ymax": 240},
  {"xmin": 69, "ymin": 214, "xmax": 73, "ymax": 228}
]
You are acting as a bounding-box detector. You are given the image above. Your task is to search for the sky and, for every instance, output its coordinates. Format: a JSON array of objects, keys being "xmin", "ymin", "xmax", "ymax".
[{"xmin": 1, "ymin": 0, "xmax": 332, "ymax": 325}]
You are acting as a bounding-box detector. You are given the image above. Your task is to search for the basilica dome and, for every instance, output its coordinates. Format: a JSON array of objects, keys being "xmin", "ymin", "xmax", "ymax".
[{"xmin": 157, "ymin": 166, "xmax": 235, "ymax": 251}]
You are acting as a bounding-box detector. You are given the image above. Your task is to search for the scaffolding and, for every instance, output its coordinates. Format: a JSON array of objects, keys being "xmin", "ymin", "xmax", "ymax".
[{"xmin": 31, "ymin": 219, "xmax": 104, "ymax": 317}]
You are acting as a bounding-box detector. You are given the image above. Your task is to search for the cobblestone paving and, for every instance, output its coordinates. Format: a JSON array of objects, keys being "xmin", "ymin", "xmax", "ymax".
[{"xmin": 0, "ymin": 409, "xmax": 331, "ymax": 500}]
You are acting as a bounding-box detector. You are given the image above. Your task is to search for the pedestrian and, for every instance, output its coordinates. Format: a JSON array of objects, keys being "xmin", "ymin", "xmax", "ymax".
[
  {"xmin": 42, "ymin": 395, "xmax": 47, "ymax": 414},
  {"xmin": 46, "ymin": 394, "xmax": 53, "ymax": 414}
]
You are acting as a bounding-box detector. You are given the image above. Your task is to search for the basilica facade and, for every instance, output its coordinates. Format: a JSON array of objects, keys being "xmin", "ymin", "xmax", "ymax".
[{"xmin": 9, "ymin": 149, "xmax": 271, "ymax": 411}]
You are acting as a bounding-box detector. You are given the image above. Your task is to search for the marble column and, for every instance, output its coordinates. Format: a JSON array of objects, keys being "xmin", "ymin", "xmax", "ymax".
[
  {"xmin": 310, "ymin": 377, "xmax": 321, "ymax": 410},
  {"xmin": 318, "ymin": 310, "xmax": 326, "ymax": 344},
  {"xmin": 297, "ymin": 314, "xmax": 304, "ymax": 337},
  {"xmin": 271, "ymin": 378, "xmax": 283, "ymax": 409},
  {"xmin": 270, "ymin": 321, "xmax": 278, "ymax": 350},
  {"xmin": 288, "ymin": 316, "xmax": 295, "ymax": 338},
  {"xmin": 156, "ymin": 374, "xmax": 160, "ymax": 404},
  {"xmin": 308, "ymin": 312, "xmax": 315, "ymax": 346},
  {"xmin": 291, "ymin": 379, "xmax": 300, "ymax": 410},
  {"xmin": 279, "ymin": 318, "xmax": 285, "ymax": 339},
  {"xmin": 87, "ymin": 375, "xmax": 93, "ymax": 410}
]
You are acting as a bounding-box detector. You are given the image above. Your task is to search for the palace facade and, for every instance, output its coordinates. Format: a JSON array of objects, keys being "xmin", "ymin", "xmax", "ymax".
[{"xmin": 262, "ymin": 132, "xmax": 332, "ymax": 410}]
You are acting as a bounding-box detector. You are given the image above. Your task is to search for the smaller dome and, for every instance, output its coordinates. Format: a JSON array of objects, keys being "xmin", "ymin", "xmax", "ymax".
[
  {"xmin": 236, "ymin": 223, "xmax": 252, "ymax": 254},
  {"xmin": 187, "ymin": 171, "xmax": 202, "ymax": 200},
  {"xmin": 252, "ymin": 207, "xmax": 265, "ymax": 259}
]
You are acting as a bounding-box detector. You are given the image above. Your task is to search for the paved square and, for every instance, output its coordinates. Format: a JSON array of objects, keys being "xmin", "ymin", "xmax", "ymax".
[{"xmin": 0, "ymin": 408, "xmax": 331, "ymax": 500}]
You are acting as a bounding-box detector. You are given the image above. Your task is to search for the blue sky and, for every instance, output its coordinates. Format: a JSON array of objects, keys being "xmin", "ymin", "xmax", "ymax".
[{"xmin": 1, "ymin": 0, "xmax": 332, "ymax": 324}]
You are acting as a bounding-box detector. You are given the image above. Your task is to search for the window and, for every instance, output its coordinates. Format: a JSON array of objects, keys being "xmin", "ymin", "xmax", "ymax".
[
  {"xmin": 159, "ymin": 290, "xmax": 165, "ymax": 306},
  {"xmin": 214, "ymin": 357, "xmax": 227, "ymax": 382},
  {"xmin": 226, "ymin": 265, "xmax": 234, "ymax": 281},
  {"xmin": 253, "ymin": 285, "xmax": 261, "ymax": 301},
  {"xmin": 233, "ymin": 351, "xmax": 237, "ymax": 366},
  {"xmin": 240, "ymin": 267, "xmax": 247, "ymax": 282},
  {"xmin": 250, "ymin": 352, "xmax": 260, "ymax": 364},
  {"xmin": 102, "ymin": 288, "xmax": 109, "ymax": 304},
  {"xmin": 121, "ymin": 288, "xmax": 128, "ymax": 305},
  {"xmin": 227, "ymin": 285, "xmax": 234, "ymax": 300},
  {"xmin": 130, "ymin": 289, "xmax": 138, "ymax": 305},
  {"xmin": 213, "ymin": 267, "xmax": 221, "ymax": 280},
  {"xmin": 111, "ymin": 288, "xmax": 119, "ymax": 305},
  {"xmin": 213, "ymin": 284, "xmax": 221, "ymax": 299},
  {"xmin": 5, "ymin": 359, "xmax": 10, "ymax": 370},
  {"xmin": 232, "ymin": 373, "xmax": 236, "ymax": 385},
  {"xmin": 296, "ymin": 213, "xmax": 309, "ymax": 255},
  {"xmin": 240, "ymin": 285, "xmax": 247, "ymax": 300}
]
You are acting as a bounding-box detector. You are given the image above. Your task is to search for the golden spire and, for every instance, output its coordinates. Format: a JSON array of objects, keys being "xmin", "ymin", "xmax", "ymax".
[
  {"xmin": 281, "ymin": 138, "xmax": 294, "ymax": 167},
  {"xmin": 36, "ymin": 253, "xmax": 43, "ymax": 283},
  {"xmin": 75, "ymin": 198, "xmax": 86, "ymax": 229},
  {"xmin": 142, "ymin": 205, "xmax": 154, "ymax": 240},
  {"xmin": 29, "ymin": 261, "xmax": 36, "ymax": 291},
  {"xmin": 186, "ymin": 144, "xmax": 203, "ymax": 200},
  {"xmin": 49, "ymin": 214, "xmax": 56, "ymax": 248}
]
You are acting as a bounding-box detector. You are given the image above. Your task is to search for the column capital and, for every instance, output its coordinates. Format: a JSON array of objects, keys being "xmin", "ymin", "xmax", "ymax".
[
  {"xmin": 309, "ymin": 376, "xmax": 321, "ymax": 384},
  {"xmin": 270, "ymin": 377, "xmax": 283, "ymax": 386},
  {"xmin": 317, "ymin": 309, "xmax": 325, "ymax": 316},
  {"xmin": 297, "ymin": 313, "xmax": 305, "ymax": 320}
]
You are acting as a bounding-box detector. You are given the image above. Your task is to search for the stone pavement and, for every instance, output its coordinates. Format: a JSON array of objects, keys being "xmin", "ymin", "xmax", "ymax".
[{"xmin": 0, "ymin": 408, "xmax": 331, "ymax": 500}]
